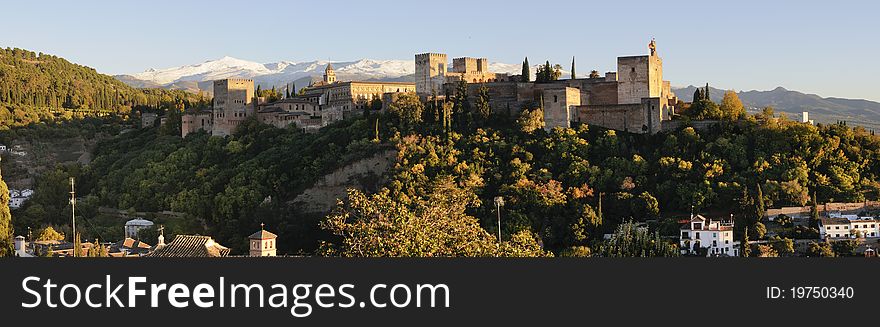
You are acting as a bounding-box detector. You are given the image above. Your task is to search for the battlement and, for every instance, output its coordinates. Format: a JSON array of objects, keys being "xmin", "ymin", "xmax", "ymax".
[
  {"xmin": 215, "ymin": 78, "xmax": 254, "ymax": 84},
  {"xmin": 416, "ymin": 53, "xmax": 448, "ymax": 59},
  {"xmin": 452, "ymin": 57, "xmax": 488, "ymax": 73}
]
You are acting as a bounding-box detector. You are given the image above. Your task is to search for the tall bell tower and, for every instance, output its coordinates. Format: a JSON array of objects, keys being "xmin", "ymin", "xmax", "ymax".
[{"xmin": 323, "ymin": 62, "xmax": 337, "ymax": 84}]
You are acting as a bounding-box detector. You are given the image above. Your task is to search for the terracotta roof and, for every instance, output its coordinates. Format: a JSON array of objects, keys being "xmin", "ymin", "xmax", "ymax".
[
  {"xmin": 820, "ymin": 217, "xmax": 855, "ymax": 225},
  {"xmin": 248, "ymin": 230, "xmax": 277, "ymax": 240},
  {"xmin": 147, "ymin": 235, "xmax": 230, "ymax": 257}
]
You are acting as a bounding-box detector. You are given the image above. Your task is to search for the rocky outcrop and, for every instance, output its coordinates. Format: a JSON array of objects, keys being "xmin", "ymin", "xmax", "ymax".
[{"xmin": 291, "ymin": 149, "xmax": 397, "ymax": 213}]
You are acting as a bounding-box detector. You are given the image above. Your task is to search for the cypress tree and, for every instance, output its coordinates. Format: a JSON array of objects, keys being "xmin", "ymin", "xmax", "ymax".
[
  {"xmin": 755, "ymin": 183, "xmax": 766, "ymax": 221},
  {"xmin": 0, "ymin": 158, "xmax": 13, "ymax": 257},
  {"xmin": 810, "ymin": 191, "xmax": 819, "ymax": 228},
  {"xmin": 73, "ymin": 232, "xmax": 82, "ymax": 257},
  {"xmin": 693, "ymin": 88, "xmax": 702, "ymax": 103},
  {"xmin": 521, "ymin": 57, "xmax": 530, "ymax": 82},
  {"xmin": 704, "ymin": 83, "xmax": 711, "ymax": 101},
  {"xmin": 545, "ymin": 61, "xmax": 551, "ymax": 82},
  {"xmin": 741, "ymin": 229, "xmax": 750, "ymax": 257},
  {"xmin": 570, "ymin": 56, "xmax": 576, "ymax": 79}
]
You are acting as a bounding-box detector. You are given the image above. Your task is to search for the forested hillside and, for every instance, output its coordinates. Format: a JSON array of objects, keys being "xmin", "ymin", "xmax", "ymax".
[
  {"xmin": 15, "ymin": 92, "xmax": 880, "ymax": 256},
  {"xmin": 0, "ymin": 48, "xmax": 207, "ymax": 128}
]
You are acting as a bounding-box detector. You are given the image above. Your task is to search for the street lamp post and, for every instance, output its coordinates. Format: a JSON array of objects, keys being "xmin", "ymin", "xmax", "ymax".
[
  {"xmin": 494, "ymin": 196, "xmax": 505, "ymax": 244},
  {"xmin": 69, "ymin": 177, "xmax": 76, "ymax": 244}
]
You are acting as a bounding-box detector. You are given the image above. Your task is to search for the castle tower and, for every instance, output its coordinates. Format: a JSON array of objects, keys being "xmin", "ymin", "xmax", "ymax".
[
  {"xmin": 324, "ymin": 63, "xmax": 337, "ymax": 84},
  {"xmin": 616, "ymin": 40, "xmax": 664, "ymax": 105},
  {"xmin": 212, "ymin": 78, "xmax": 255, "ymax": 136},
  {"xmin": 248, "ymin": 223, "xmax": 277, "ymax": 257},
  {"xmin": 415, "ymin": 53, "xmax": 448, "ymax": 96}
]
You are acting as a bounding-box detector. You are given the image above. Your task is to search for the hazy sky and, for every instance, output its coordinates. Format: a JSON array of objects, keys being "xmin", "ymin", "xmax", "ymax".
[{"xmin": 3, "ymin": 0, "xmax": 878, "ymax": 101}]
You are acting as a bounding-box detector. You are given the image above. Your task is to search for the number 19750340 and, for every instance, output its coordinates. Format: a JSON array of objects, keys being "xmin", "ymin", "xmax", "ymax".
[{"xmin": 767, "ymin": 286, "xmax": 854, "ymax": 299}]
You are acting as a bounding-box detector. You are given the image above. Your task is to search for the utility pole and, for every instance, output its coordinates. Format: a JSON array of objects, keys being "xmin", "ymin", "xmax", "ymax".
[
  {"xmin": 69, "ymin": 177, "xmax": 76, "ymax": 244},
  {"xmin": 494, "ymin": 196, "xmax": 505, "ymax": 244}
]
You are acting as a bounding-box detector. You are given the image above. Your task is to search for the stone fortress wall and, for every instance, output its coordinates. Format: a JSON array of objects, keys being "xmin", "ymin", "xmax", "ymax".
[{"xmin": 417, "ymin": 40, "xmax": 677, "ymax": 133}]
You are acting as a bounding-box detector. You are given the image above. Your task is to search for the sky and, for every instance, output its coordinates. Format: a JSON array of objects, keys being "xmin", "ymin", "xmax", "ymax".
[{"xmin": 2, "ymin": 0, "xmax": 879, "ymax": 101}]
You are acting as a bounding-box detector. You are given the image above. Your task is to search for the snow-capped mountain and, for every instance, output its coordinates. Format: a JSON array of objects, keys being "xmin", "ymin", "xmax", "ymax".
[
  {"xmin": 117, "ymin": 56, "xmax": 419, "ymax": 93},
  {"xmin": 116, "ymin": 56, "xmax": 552, "ymax": 93}
]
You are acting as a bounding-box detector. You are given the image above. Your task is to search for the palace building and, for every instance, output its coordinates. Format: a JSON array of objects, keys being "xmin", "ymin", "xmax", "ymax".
[
  {"xmin": 181, "ymin": 63, "xmax": 415, "ymax": 137},
  {"xmin": 415, "ymin": 39, "xmax": 677, "ymax": 134}
]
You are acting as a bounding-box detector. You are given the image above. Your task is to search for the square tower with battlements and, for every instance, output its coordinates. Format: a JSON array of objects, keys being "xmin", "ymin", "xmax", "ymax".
[
  {"xmin": 616, "ymin": 53, "xmax": 663, "ymax": 105},
  {"xmin": 415, "ymin": 53, "xmax": 448, "ymax": 96},
  {"xmin": 212, "ymin": 78, "xmax": 255, "ymax": 136}
]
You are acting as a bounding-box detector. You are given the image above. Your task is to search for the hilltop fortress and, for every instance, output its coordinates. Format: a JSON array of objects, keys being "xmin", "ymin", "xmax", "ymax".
[
  {"xmin": 182, "ymin": 40, "xmax": 677, "ymax": 137},
  {"xmin": 182, "ymin": 63, "xmax": 415, "ymax": 137},
  {"xmin": 416, "ymin": 39, "xmax": 677, "ymax": 133}
]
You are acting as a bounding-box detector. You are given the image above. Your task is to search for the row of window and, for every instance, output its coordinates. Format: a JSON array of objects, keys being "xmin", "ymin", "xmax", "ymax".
[
  {"xmin": 830, "ymin": 224, "xmax": 877, "ymax": 230},
  {"xmin": 251, "ymin": 240, "xmax": 274, "ymax": 249}
]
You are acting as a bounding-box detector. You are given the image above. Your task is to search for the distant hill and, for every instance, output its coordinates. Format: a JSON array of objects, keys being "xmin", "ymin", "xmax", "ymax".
[
  {"xmin": 0, "ymin": 47, "xmax": 206, "ymax": 127},
  {"xmin": 674, "ymin": 86, "xmax": 880, "ymax": 130}
]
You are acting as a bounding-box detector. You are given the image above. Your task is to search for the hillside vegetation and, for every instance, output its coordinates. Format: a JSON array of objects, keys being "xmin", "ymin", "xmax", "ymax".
[{"xmin": 0, "ymin": 47, "xmax": 207, "ymax": 128}]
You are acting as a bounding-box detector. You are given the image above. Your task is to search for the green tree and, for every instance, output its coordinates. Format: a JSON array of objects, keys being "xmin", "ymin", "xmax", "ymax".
[
  {"xmin": 72, "ymin": 232, "xmax": 82, "ymax": 257},
  {"xmin": 810, "ymin": 191, "xmax": 819, "ymax": 228},
  {"xmin": 589, "ymin": 70, "xmax": 600, "ymax": 79},
  {"xmin": 831, "ymin": 239, "xmax": 859, "ymax": 257},
  {"xmin": 521, "ymin": 57, "xmax": 530, "ymax": 82},
  {"xmin": 769, "ymin": 236, "xmax": 795, "ymax": 256},
  {"xmin": 559, "ymin": 246, "xmax": 591, "ymax": 257},
  {"xmin": 387, "ymin": 92, "xmax": 424, "ymax": 130},
  {"xmin": 741, "ymin": 229, "xmax": 750, "ymax": 257},
  {"xmin": 517, "ymin": 107, "xmax": 545, "ymax": 133},
  {"xmin": 551, "ymin": 64, "xmax": 563, "ymax": 80},
  {"xmin": 0, "ymin": 159, "xmax": 12, "ymax": 256},
  {"xmin": 756, "ymin": 244, "xmax": 778, "ymax": 257},
  {"xmin": 570, "ymin": 57, "xmax": 576, "ymax": 79},
  {"xmin": 36, "ymin": 226, "xmax": 65, "ymax": 241},
  {"xmin": 474, "ymin": 84, "xmax": 491, "ymax": 122},
  {"xmin": 319, "ymin": 178, "xmax": 550, "ymax": 257},
  {"xmin": 719, "ymin": 90, "xmax": 744, "ymax": 120},
  {"xmin": 598, "ymin": 221, "xmax": 679, "ymax": 257},
  {"xmin": 693, "ymin": 88, "xmax": 702, "ymax": 102},
  {"xmin": 807, "ymin": 241, "xmax": 835, "ymax": 257}
]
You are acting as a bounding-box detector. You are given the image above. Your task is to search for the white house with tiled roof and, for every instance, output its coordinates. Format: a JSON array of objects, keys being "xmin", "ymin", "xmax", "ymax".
[
  {"xmin": 680, "ymin": 215, "xmax": 739, "ymax": 257},
  {"xmin": 249, "ymin": 224, "xmax": 277, "ymax": 257},
  {"xmin": 819, "ymin": 213, "xmax": 880, "ymax": 239}
]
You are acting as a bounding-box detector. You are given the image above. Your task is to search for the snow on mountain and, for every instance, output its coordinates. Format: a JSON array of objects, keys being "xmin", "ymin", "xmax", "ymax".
[
  {"xmin": 119, "ymin": 56, "xmax": 573, "ymax": 92},
  {"xmin": 123, "ymin": 56, "xmax": 416, "ymax": 91},
  {"xmin": 131, "ymin": 56, "xmax": 274, "ymax": 85}
]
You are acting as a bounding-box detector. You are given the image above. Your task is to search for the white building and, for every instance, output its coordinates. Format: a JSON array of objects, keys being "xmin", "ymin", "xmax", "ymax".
[
  {"xmin": 13, "ymin": 235, "xmax": 33, "ymax": 257},
  {"xmin": 124, "ymin": 218, "xmax": 154, "ymax": 238},
  {"xmin": 680, "ymin": 215, "xmax": 740, "ymax": 257},
  {"xmin": 8, "ymin": 189, "xmax": 33, "ymax": 209},
  {"xmin": 819, "ymin": 215, "xmax": 879, "ymax": 239}
]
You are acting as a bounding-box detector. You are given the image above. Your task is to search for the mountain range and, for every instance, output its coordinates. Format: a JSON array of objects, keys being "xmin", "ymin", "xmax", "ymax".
[
  {"xmin": 114, "ymin": 56, "xmax": 545, "ymax": 94},
  {"xmin": 115, "ymin": 56, "xmax": 880, "ymax": 129},
  {"xmin": 673, "ymin": 86, "xmax": 880, "ymax": 130}
]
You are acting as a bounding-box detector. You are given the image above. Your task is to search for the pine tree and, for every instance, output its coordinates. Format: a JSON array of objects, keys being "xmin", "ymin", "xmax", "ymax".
[
  {"xmin": 0, "ymin": 158, "xmax": 13, "ymax": 257},
  {"xmin": 570, "ymin": 56, "xmax": 576, "ymax": 79},
  {"xmin": 521, "ymin": 57, "xmax": 530, "ymax": 82}
]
